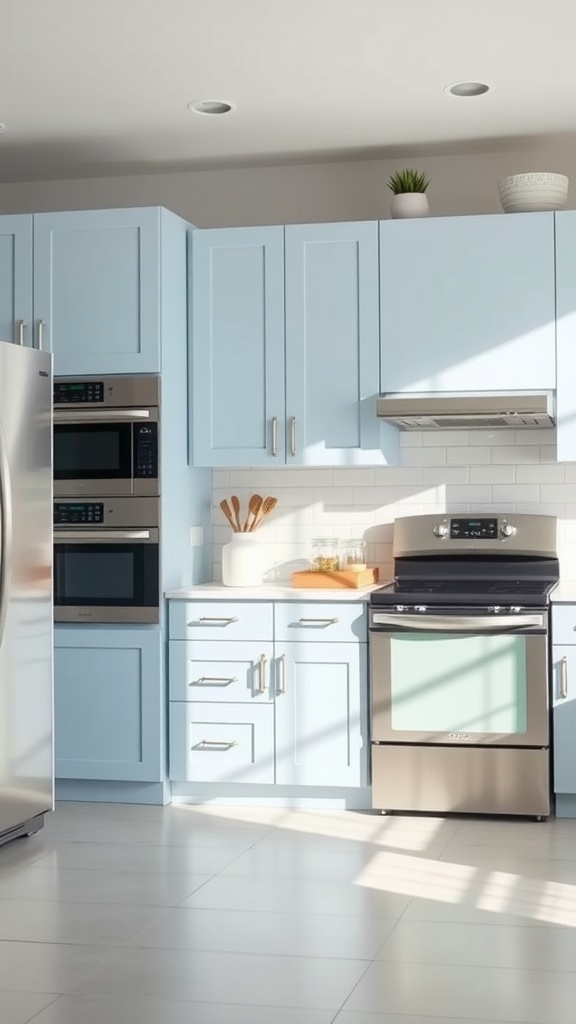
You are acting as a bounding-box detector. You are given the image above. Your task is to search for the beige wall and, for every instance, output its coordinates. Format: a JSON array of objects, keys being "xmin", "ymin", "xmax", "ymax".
[{"xmin": 0, "ymin": 137, "xmax": 574, "ymax": 226}]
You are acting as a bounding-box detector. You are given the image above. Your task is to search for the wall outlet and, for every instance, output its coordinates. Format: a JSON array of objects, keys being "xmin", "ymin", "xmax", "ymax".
[{"xmin": 189, "ymin": 526, "xmax": 204, "ymax": 547}]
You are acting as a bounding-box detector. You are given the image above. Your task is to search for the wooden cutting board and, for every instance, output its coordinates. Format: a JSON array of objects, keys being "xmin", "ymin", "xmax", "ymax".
[{"xmin": 291, "ymin": 568, "xmax": 380, "ymax": 589}]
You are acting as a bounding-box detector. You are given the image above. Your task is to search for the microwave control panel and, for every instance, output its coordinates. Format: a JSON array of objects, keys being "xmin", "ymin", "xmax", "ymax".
[
  {"xmin": 54, "ymin": 502, "xmax": 104, "ymax": 525},
  {"xmin": 134, "ymin": 423, "xmax": 158, "ymax": 478}
]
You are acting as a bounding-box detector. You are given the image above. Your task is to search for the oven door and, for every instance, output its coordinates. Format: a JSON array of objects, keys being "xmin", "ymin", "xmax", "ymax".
[
  {"xmin": 53, "ymin": 408, "xmax": 158, "ymax": 497},
  {"xmin": 54, "ymin": 528, "xmax": 159, "ymax": 624},
  {"xmin": 370, "ymin": 609, "xmax": 549, "ymax": 747}
]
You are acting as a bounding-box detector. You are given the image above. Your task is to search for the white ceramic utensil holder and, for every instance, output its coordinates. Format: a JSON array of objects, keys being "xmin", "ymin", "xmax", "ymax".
[{"xmin": 222, "ymin": 533, "xmax": 264, "ymax": 587}]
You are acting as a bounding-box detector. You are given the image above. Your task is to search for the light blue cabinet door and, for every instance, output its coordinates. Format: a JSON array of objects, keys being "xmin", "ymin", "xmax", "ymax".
[
  {"xmin": 555, "ymin": 212, "xmax": 576, "ymax": 461},
  {"xmin": 33, "ymin": 208, "xmax": 162, "ymax": 375},
  {"xmin": 552, "ymin": 645, "xmax": 576, "ymax": 794},
  {"xmin": 285, "ymin": 222, "xmax": 393, "ymax": 465},
  {"xmin": 0, "ymin": 215, "xmax": 33, "ymax": 346},
  {"xmin": 190, "ymin": 226, "xmax": 285, "ymax": 466},
  {"xmin": 274, "ymin": 641, "xmax": 368, "ymax": 787},
  {"xmin": 380, "ymin": 213, "xmax": 556, "ymax": 393},
  {"xmin": 54, "ymin": 627, "xmax": 164, "ymax": 782}
]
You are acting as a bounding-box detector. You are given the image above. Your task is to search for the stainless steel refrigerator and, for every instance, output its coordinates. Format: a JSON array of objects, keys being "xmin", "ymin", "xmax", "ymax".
[{"xmin": 0, "ymin": 341, "xmax": 53, "ymax": 845}]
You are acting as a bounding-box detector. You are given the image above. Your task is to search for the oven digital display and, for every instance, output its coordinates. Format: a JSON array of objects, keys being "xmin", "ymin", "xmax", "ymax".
[
  {"xmin": 54, "ymin": 502, "xmax": 104, "ymax": 525},
  {"xmin": 450, "ymin": 517, "xmax": 498, "ymax": 539},
  {"xmin": 54, "ymin": 381, "xmax": 104, "ymax": 403}
]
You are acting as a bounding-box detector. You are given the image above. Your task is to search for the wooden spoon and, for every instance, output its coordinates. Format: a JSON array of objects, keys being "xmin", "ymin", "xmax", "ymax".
[
  {"xmin": 219, "ymin": 498, "xmax": 237, "ymax": 532},
  {"xmin": 243, "ymin": 493, "xmax": 263, "ymax": 532},
  {"xmin": 230, "ymin": 495, "xmax": 242, "ymax": 533},
  {"xmin": 252, "ymin": 495, "xmax": 277, "ymax": 531}
]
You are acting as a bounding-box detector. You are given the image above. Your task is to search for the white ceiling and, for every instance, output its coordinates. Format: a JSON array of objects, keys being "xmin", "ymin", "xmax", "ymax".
[{"xmin": 2, "ymin": 0, "xmax": 576, "ymax": 183}]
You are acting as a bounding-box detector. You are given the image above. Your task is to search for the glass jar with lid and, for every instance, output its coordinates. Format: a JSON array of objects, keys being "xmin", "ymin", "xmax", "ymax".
[
  {"xmin": 341, "ymin": 538, "xmax": 367, "ymax": 572},
  {"xmin": 310, "ymin": 538, "xmax": 340, "ymax": 572}
]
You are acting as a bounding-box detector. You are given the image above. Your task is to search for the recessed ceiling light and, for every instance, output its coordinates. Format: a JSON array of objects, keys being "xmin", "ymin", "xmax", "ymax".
[
  {"xmin": 0, "ymin": 124, "xmax": 7, "ymax": 132},
  {"xmin": 187, "ymin": 100, "xmax": 235, "ymax": 116},
  {"xmin": 445, "ymin": 82, "xmax": 490, "ymax": 97}
]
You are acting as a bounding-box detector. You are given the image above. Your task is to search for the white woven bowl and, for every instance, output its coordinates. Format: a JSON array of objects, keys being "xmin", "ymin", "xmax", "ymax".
[{"xmin": 498, "ymin": 172, "xmax": 568, "ymax": 213}]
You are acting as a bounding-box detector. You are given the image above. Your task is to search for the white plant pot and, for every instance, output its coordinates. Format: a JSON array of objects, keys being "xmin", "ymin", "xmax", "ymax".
[
  {"xmin": 222, "ymin": 533, "xmax": 264, "ymax": 588},
  {"xmin": 390, "ymin": 192, "xmax": 429, "ymax": 219},
  {"xmin": 498, "ymin": 172, "xmax": 569, "ymax": 213}
]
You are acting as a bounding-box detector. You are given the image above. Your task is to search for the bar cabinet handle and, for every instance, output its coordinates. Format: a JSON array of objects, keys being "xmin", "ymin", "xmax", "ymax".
[
  {"xmin": 271, "ymin": 417, "xmax": 278, "ymax": 456},
  {"xmin": 561, "ymin": 656, "xmax": 569, "ymax": 700},
  {"xmin": 191, "ymin": 676, "xmax": 237, "ymax": 686},
  {"xmin": 277, "ymin": 653, "xmax": 286, "ymax": 695},
  {"xmin": 195, "ymin": 740, "xmax": 237, "ymax": 751},
  {"xmin": 192, "ymin": 616, "xmax": 239, "ymax": 625},
  {"xmin": 290, "ymin": 416, "xmax": 297, "ymax": 456},
  {"xmin": 16, "ymin": 320, "xmax": 26, "ymax": 346},
  {"xmin": 36, "ymin": 319, "xmax": 45, "ymax": 351},
  {"xmin": 257, "ymin": 653, "xmax": 267, "ymax": 694},
  {"xmin": 297, "ymin": 617, "xmax": 339, "ymax": 626}
]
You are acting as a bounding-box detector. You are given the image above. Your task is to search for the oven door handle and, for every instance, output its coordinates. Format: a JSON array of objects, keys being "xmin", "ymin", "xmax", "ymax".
[
  {"xmin": 371, "ymin": 612, "xmax": 546, "ymax": 632},
  {"xmin": 54, "ymin": 530, "xmax": 152, "ymax": 541},
  {"xmin": 53, "ymin": 409, "xmax": 151, "ymax": 423}
]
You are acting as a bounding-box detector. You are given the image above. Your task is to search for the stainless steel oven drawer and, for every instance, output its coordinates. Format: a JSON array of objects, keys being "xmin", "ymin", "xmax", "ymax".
[{"xmin": 371, "ymin": 744, "xmax": 550, "ymax": 817}]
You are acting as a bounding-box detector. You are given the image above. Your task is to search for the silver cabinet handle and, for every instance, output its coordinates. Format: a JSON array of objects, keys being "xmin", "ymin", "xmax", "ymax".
[
  {"xmin": 16, "ymin": 320, "xmax": 26, "ymax": 346},
  {"xmin": 561, "ymin": 656, "xmax": 569, "ymax": 699},
  {"xmin": 271, "ymin": 417, "xmax": 278, "ymax": 456},
  {"xmin": 36, "ymin": 319, "xmax": 45, "ymax": 351},
  {"xmin": 298, "ymin": 617, "xmax": 339, "ymax": 625},
  {"xmin": 277, "ymin": 653, "xmax": 286, "ymax": 695},
  {"xmin": 290, "ymin": 417, "xmax": 297, "ymax": 456},
  {"xmin": 257, "ymin": 653, "xmax": 267, "ymax": 694},
  {"xmin": 191, "ymin": 676, "xmax": 237, "ymax": 687},
  {"xmin": 194, "ymin": 740, "xmax": 237, "ymax": 751},
  {"xmin": 193, "ymin": 616, "xmax": 239, "ymax": 625}
]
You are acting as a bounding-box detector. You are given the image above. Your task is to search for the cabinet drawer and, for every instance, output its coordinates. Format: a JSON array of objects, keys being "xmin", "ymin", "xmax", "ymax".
[
  {"xmin": 274, "ymin": 602, "xmax": 367, "ymax": 643},
  {"xmin": 169, "ymin": 702, "xmax": 275, "ymax": 783},
  {"xmin": 552, "ymin": 606, "xmax": 576, "ymax": 646},
  {"xmin": 169, "ymin": 640, "xmax": 274, "ymax": 702},
  {"xmin": 169, "ymin": 601, "xmax": 273, "ymax": 641}
]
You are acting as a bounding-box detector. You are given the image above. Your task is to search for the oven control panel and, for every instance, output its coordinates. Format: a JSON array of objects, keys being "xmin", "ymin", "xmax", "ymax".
[
  {"xmin": 54, "ymin": 381, "xmax": 104, "ymax": 404},
  {"xmin": 54, "ymin": 502, "xmax": 104, "ymax": 525},
  {"xmin": 449, "ymin": 517, "xmax": 499, "ymax": 539}
]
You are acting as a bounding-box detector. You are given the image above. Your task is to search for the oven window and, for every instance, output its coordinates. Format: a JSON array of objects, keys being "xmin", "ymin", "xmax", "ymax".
[
  {"xmin": 54, "ymin": 543, "xmax": 158, "ymax": 607},
  {"xmin": 390, "ymin": 633, "xmax": 528, "ymax": 734},
  {"xmin": 54, "ymin": 424, "xmax": 132, "ymax": 480}
]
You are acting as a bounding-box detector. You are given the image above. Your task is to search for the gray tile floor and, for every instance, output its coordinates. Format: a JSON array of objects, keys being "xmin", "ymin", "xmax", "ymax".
[{"xmin": 1, "ymin": 802, "xmax": 576, "ymax": 1023}]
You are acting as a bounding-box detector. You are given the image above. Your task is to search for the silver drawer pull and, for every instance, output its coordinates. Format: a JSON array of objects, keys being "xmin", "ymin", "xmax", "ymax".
[
  {"xmin": 194, "ymin": 740, "xmax": 237, "ymax": 751},
  {"xmin": 297, "ymin": 617, "xmax": 339, "ymax": 625},
  {"xmin": 561, "ymin": 656, "xmax": 569, "ymax": 699},
  {"xmin": 191, "ymin": 616, "xmax": 239, "ymax": 625},
  {"xmin": 191, "ymin": 676, "xmax": 237, "ymax": 686},
  {"xmin": 257, "ymin": 653, "xmax": 267, "ymax": 694},
  {"xmin": 277, "ymin": 653, "xmax": 286, "ymax": 695}
]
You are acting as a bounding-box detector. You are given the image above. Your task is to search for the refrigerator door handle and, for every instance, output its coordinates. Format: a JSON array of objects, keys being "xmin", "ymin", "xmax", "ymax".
[{"xmin": 0, "ymin": 416, "xmax": 13, "ymax": 650}]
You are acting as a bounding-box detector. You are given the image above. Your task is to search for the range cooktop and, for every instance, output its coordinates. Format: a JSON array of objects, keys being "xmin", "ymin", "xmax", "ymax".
[{"xmin": 370, "ymin": 579, "xmax": 558, "ymax": 608}]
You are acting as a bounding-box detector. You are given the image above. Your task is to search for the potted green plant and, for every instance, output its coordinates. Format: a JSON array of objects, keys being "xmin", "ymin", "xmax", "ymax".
[{"xmin": 387, "ymin": 168, "xmax": 430, "ymax": 219}]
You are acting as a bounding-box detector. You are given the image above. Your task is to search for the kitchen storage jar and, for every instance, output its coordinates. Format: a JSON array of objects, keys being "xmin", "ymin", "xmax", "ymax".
[
  {"xmin": 341, "ymin": 538, "xmax": 367, "ymax": 572},
  {"xmin": 222, "ymin": 533, "xmax": 264, "ymax": 587},
  {"xmin": 310, "ymin": 538, "xmax": 341, "ymax": 572}
]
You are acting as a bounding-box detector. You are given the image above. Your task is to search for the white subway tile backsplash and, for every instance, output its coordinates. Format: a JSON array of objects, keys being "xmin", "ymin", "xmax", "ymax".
[
  {"xmin": 211, "ymin": 435, "xmax": 576, "ymax": 581},
  {"xmin": 447, "ymin": 446, "xmax": 491, "ymax": 465}
]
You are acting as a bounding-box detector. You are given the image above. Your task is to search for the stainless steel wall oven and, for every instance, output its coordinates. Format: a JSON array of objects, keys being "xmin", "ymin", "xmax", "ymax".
[{"xmin": 369, "ymin": 513, "xmax": 559, "ymax": 819}]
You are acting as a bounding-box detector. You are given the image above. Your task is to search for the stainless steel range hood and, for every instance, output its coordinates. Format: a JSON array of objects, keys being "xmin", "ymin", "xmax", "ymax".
[{"xmin": 376, "ymin": 392, "xmax": 555, "ymax": 430}]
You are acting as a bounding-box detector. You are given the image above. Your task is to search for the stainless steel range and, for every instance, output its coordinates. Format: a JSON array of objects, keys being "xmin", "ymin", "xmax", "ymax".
[{"xmin": 369, "ymin": 512, "xmax": 559, "ymax": 819}]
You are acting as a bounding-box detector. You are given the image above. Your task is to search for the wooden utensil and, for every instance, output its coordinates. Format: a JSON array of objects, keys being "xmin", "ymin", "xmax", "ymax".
[
  {"xmin": 230, "ymin": 495, "xmax": 242, "ymax": 533},
  {"xmin": 251, "ymin": 495, "xmax": 277, "ymax": 530},
  {"xmin": 243, "ymin": 493, "xmax": 263, "ymax": 532},
  {"xmin": 219, "ymin": 498, "xmax": 237, "ymax": 532}
]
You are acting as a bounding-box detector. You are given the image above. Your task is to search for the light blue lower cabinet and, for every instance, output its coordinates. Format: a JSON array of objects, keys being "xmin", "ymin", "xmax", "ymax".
[
  {"xmin": 54, "ymin": 627, "xmax": 164, "ymax": 782},
  {"xmin": 274, "ymin": 641, "xmax": 368, "ymax": 788},
  {"xmin": 169, "ymin": 702, "xmax": 275, "ymax": 783},
  {"xmin": 552, "ymin": 645, "xmax": 576, "ymax": 809}
]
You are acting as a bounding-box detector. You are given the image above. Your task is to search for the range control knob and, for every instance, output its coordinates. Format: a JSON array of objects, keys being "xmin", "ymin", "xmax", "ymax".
[
  {"xmin": 433, "ymin": 523, "xmax": 448, "ymax": 538},
  {"xmin": 501, "ymin": 522, "xmax": 517, "ymax": 538}
]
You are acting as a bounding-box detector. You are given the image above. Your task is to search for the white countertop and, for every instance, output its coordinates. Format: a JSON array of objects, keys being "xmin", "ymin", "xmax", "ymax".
[
  {"xmin": 165, "ymin": 581, "xmax": 384, "ymax": 602},
  {"xmin": 550, "ymin": 582, "xmax": 576, "ymax": 603}
]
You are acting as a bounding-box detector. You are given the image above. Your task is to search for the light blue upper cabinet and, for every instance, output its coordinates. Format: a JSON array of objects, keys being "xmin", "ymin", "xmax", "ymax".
[
  {"xmin": 554, "ymin": 212, "xmax": 576, "ymax": 461},
  {"xmin": 0, "ymin": 215, "xmax": 33, "ymax": 346},
  {"xmin": 190, "ymin": 226, "xmax": 286, "ymax": 466},
  {"xmin": 33, "ymin": 208, "xmax": 163, "ymax": 376},
  {"xmin": 285, "ymin": 222, "xmax": 390, "ymax": 465},
  {"xmin": 380, "ymin": 213, "xmax": 556, "ymax": 393}
]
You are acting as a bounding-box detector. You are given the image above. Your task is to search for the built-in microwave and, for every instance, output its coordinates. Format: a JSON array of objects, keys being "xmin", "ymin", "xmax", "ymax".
[
  {"xmin": 53, "ymin": 497, "xmax": 160, "ymax": 624},
  {"xmin": 53, "ymin": 376, "xmax": 159, "ymax": 498}
]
